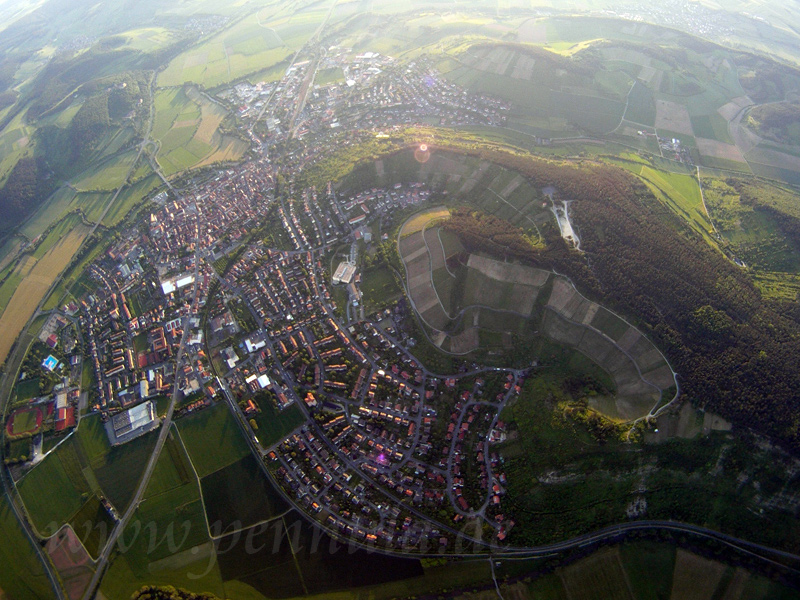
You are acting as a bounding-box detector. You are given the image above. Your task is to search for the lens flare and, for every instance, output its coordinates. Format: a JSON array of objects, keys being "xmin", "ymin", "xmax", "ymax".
[{"xmin": 414, "ymin": 143, "xmax": 430, "ymax": 163}]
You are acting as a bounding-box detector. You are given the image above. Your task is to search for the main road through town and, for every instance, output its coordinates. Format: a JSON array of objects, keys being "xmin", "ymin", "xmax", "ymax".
[{"xmin": 80, "ymin": 256, "xmax": 200, "ymax": 600}]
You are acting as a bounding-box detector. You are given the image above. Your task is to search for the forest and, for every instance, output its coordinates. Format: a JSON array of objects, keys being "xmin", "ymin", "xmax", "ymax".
[
  {"xmin": 746, "ymin": 102, "xmax": 800, "ymax": 145},
  {"xmin": 418, "ymin": 145, "xmax": 800, "ymax": 450},
  {"xmin": 0, "ymin": 157, "xmax": 52, "ymax": 229}
]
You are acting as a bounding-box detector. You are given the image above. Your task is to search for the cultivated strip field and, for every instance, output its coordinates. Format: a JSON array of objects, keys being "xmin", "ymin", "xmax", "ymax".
[
  {"xmin": 544, "ymin": 277, "xmax": 675, "ymax": 420},
  {"xmin": 398, "ymin": 208, "xmax": 676, "ymax": 420},
  {"xmin": 0, "ymin": 225, "xmax": 90, "ymax": 365}
]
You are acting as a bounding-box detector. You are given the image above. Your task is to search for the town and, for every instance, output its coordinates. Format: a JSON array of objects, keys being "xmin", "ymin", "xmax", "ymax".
[{"xmin": 3, "ymin": 41, "xmax": 529, "ymax": 552}]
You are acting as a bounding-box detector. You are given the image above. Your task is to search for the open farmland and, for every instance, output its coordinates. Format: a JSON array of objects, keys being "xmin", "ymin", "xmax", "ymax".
[
  {"xmin": 176, "ymin": 402, "xmax": 250, "ymax": 478},
  {"xmin": 0, "ymin": 224, "xmax": 89, "ymax": 366},
  {"xmin": 45, "ymin": 526, "xmax": 94, "ymax": 600},
  {"xmin": 152, "ymin": 87, "xmax": 247, "ymax": 176},
  {"xmin": 17, "ymin": 441, "xmax": 92, "ymax": 535},
  {"xmin": 0, "ymin": 495, "xmax": 54, "ymax": 600},
  {"xmin": 71, "ymin": 150, "xmax": 138, "ymax": 192},
  {"xmin": 200, "ymin": 454, "xmax": 288, "ymax": 531},
  {"xmin": 158, "ymin": 11, "xmax": 293, "ymax": 89}
]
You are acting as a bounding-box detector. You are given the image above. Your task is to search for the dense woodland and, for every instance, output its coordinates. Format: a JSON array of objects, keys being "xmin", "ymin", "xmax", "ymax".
[
  {"xmin": 746, "ymin": 101, "xmax": 800, "ymax": 145},
  {"xmin": 428, "ymin": 146, "xmax": 800, "ymax": 449},
  {"xmin": 0, "ymin": 157, "xmax": 52, "ymax": 229}
]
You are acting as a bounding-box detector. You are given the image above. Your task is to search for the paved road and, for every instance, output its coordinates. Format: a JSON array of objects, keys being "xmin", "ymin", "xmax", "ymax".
[{"xmin": 80, "ymin": 257, "xmax": 200, "ymax": 600}]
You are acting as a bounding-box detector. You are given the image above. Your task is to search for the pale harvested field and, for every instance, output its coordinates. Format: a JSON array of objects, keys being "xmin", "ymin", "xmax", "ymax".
[
  {"xmin": 0, "ymin": 226, "xmax": 89, "ymax": 365},
  {"xmin": 183, "ymin": 51, "xmax": 209, "ymax": 69},
  {"xmin": 720, "ymin": 568, "xmax": 749, "ymax": 600},
  {"xmin": 577, "ymin": 328, "xmax": 616, "ymax": 365},
  {"xmin": 427, "ymin": 154, "xmax": 468, "ymax": 177},
  {"xmin": 616, "ymin": 327, "xmax": 642, "ymax": 353},
  {"xmin": 638, "ymin": 65, "xmax": 658, "ymax": 84},
  {"xmin": 13, "ymin": 255, "xmax": 37, "ymax": 278},
  {"xmin": 406, "ymin": 255, "xmax": 430, "ymax": 280},
  {"xmin": 580, "ymin": 302, "xmax": 600, "ymax": 325},
  {"xmin": 542, "ymin": 308, "xmax": 665, "ymax": 420},
  {"xmin": 510, "ymin": 56, "xmax": 535, "ymax": 80},
  {"xmin": 642, "ymin": 364, "xmax": 677, "ymax": 389},
  {"xmin": 717, "ymin": 96, "xmax": 752, "ymax": 121},
  {"xmin": 670, "ymin": 549, "xmax": 726, "ymax": 600},
  {"xmin": 518, "ymin": 18, "xmax": 547, "ymax": 43},
  {"xmin": 424, "ymin": 228, "xmax": 446, "ymax": 270},
  {"xmin": 194, "ymin": 136, "xmax": 248, "ymax": 169},
  {"xmin": 400, "ymin": 208, "xmax": 449, "ymax": 238},
  {"xmin": 565, "ymin": 295, "xmax": 592, "ymax": 323},
  {"xmin": 421, "ymin": 303, "xmax": 450, "ymax": 330},
  {"xmin": 374, "ymin": 158, "xmax": 384, "ymax": 177},
  {"xmin": 545, "ymin": 277, "xmax": 576, "ymax": 313},
  {"xmin": 655, "ymin": 99, "xmax": 694, "ymax": 136},
  {"xmin": 635, "ymin": 345, "xmax": 669, "ymax": 373},
  {"xmin": 404, "ymin": 245, "xmax": 428, "ymax": 264},
  {"xmin": 499, "ymin": 174, "xmax": 525, "ymax": 198},
  {"xmin": 601, "ymin": 47, "xmax": 653, "ymax": 67},
  {"xmin": 194, "ymin": 108, "xmax": 225, "ymax": 144},
  {"xmin": 46, "ymin": 526, "xmax": 94, "ymax": 600},
  {"xmin": 467, "ymin": 254, "xmax": 549, "ymax": 286},
  {"xmin": 745, "ymin": 145, "xmax": 800, "ymax": 172},
  {"xmin": 408, "ymin": 272, "xmax": 430, "ymax": 291},
  {"xmin": 413, "ymin": 284, "xmax": 439, "ymax": 313},
  {"xmin": 696, "ymin": 138, "xmax": 746, "ymax": 163},
  {"xmin": 399, "ymin": 230, "xmax": 425, "ymax": 255},
  {"xmin": 459, "ymin": 161, "xmax": 491, "ymax": 194}
]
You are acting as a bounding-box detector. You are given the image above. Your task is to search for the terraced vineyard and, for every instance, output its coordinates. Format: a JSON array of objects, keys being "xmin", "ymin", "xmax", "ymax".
[{"xmin": 398, "ymin": 207, "xmax": 676, "ymax": 421}]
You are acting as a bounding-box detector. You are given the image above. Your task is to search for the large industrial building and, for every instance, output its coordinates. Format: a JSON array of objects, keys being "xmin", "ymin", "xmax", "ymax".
[
  {"xmin": 332, "ymin": 261, "xmax": 357, "ymax": 285},
  {"xmin": 106, "ymin": 400, "xmax": 159, "ymax": 445}
]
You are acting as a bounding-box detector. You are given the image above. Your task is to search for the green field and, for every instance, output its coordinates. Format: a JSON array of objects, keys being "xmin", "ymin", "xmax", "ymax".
[
  {"xmin": 18, "ymin": 413, "xmax": 158, "ymax": 535},
  {"xmin": 176, "ymin": 403, "xmax": 250, "ymax": 478},
  {"xmin": 69, "ymin": 494, "xmax": 116, "ymax": 559},
  {"xmin": 251, "ymin": 397, "xmax": 305, "ymax": 448},
  {"xmin": 102, "ymin": 173, "xmax": 162, "ymax": 227},
  {"xmin": 71, "ymin": 150, "xmax": 138, "ymax": 192},
  {"xmin": 73, "ymin": 413, "xmax": 159, "ymax": 511},
  {"xmin": 360, "ymin": 266, "xmax": 402, "ymax": 313},
  {"xmin": 638, "ymin": 166, "xmax": 716, "ymax": 245},
  {"xmin": 0, "ymin": 496, "xmax": 53, "ymax": 600},
  {"xmin": 200, "ymin": 454, "xmax": 288, "ymax": 531},
  {"xmin": 102, "ymin": 469, "xmax": 221, "ymax": 600},
  {"xmin": 152, "ymin": 87, "xmax": 247, "ymax": 176},
  {"xmin": 158, "ymin": 12, "xmax": 293, "ymax": 89},
  {"xmin": 17, "ymin": 441, "xmax": 90, "ymax": 535},
  {"xmin": 14, "ymin": 377, "xmax": 39, "ymax": 400}
]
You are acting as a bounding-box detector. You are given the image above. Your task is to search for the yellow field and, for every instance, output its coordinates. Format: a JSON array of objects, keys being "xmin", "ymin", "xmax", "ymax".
[
  {"xmin": 0, "ymin": 227, "xmax": 90, "ymax": 365},
  {"xmin": 400, "ymin": 207, "xmax": 450, "ymax": 237}
]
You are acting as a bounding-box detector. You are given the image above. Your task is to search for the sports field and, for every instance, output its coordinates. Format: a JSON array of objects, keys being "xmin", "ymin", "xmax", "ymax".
[{"xmin": 7, "ymin": 406, "xmax": 43, "ymax": 436}]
